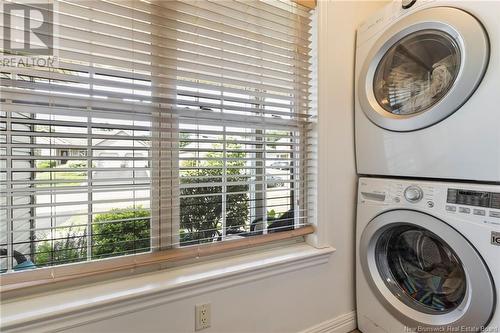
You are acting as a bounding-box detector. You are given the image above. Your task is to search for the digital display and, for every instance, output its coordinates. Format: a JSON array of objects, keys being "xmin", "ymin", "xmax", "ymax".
[
  {"xmin": 447, "ymin": 188, "xmax": 500, "ymax": 208},
  {"xmin": 492, "ymin": 193, "xmax": 500, "ymax": 209}
]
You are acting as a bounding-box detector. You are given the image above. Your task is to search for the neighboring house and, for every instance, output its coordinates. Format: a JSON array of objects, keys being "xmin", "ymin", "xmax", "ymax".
[
  {"xmin": 57, "ymin": 148, "xmax": 86, "ymax": 165},
  {"xmin": 92, "ymin": 130, "xmax": 150, "ymax": 184},
  {"xmin": 93, "ymin": 130, "xmax": 149, "ymax": 169},
  {"xmin": 36, "ymin": 130, "xmax": 149, "ymax": 167},
  {"xmin": 35, "ymin": 136, "xmax": 86, "ymax": 165}
]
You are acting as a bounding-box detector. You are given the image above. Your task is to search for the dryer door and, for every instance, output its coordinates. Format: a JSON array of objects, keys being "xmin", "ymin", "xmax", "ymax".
[
  {"xmin": 360, "ymin": 210, "xmax": 495, "ymax": 331},
  {"xmin": 358, "ymin": 7, "xmax": 489, "ymax": 131}
]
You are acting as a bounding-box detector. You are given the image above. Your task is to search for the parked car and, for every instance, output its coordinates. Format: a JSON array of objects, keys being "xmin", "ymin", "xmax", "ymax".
[
  {"xmin": 270, "ymin": 161, "xmax": 290, "ymax": 170},
  {"xmin": 266, "ymin": 175, "xmax": 284, "ymax": 188}
]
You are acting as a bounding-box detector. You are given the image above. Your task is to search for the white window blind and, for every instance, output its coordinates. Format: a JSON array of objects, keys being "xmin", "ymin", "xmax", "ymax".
[{"xmin": 0, "ymin": 0, "xmax": 314, "ymax": 273}]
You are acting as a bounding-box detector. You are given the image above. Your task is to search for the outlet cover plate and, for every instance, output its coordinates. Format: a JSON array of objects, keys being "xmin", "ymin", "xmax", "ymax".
[{"xmin": 195, "ymin": 303, "xmax": 211, "ymax": 331}]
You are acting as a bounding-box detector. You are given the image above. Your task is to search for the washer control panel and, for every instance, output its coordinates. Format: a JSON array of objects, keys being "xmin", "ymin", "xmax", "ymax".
[
  {"xmin": 358, "ymin": 178, "xmax": 500, "ymax": 226},
  {"xmin": 446, "ymin": 188, "xmax": 500, "ymax": 219},
  {"xmin": 359, "ymin": 180, "xmax": 434, "ymax": 207},
  {"xmin": 447, "ymin": 189, "xmax": 500, "ymax": 209}
]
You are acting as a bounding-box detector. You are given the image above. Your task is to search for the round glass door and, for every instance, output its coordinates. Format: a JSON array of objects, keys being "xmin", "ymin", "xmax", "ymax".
[
  {"xmin": 373, "ymin": 30, "xmax": 461, "ymax": 116},
  {"xmin": 375, "ymin": 225, "xmax": 466, "ymax": 314},
  {"xmin": 359, "ymin": 210, "xmax": 495, "ymax": 330},
  {"xmin": 357, "ymin": 7, "xmax": 489, "ymax": 131}
]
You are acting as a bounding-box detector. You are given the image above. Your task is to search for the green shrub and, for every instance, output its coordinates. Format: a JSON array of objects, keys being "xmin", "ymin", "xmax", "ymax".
[
  {"xmin": 67, "ymin": 160, "xmax": 88, "ymax": 168},
  {"xmin": 34, "ymin": 230, "xmax": 87, "ymax": 266},
  {"xmin": 92, "ymin": 207, "xmax": 151, "ymax": 259},
  {"xmin": 180, "ymin": 144, "xmax": 249, "ymax": 245},
  {"xmin": 36, "ymin": 160, "xmax": 56, "ymax": 169},
  {"xmin": 33, "ymin": 208, "xmax": 151, "ymax": 266}
]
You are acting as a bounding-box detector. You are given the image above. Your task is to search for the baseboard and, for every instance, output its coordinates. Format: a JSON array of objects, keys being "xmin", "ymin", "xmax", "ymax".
[{"xmin": 300, "ymin": 311, "xmax": 357, "ymax": 333}]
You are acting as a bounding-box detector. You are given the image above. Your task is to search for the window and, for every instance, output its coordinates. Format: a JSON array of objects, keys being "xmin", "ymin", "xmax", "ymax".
[{"xmin": 0, "ymin": 0, "xmax": 314, "ymax": 280}]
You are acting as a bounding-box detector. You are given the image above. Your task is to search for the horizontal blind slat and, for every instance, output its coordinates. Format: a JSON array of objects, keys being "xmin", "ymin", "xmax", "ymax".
[
  {"xmin": 2, "ymin": 28, "xmax": 310, "ymax": 76},
  {"xmin": 56, "ymin": 0, "xmax": 311, "ymax": 53},
  {"xmin": 4, "ymin": 64, "xmax": 310, "ymax": 103}
]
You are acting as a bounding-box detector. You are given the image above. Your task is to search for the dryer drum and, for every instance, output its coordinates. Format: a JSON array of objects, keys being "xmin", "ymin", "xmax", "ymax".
[
  {"xmin": 357, "ymin": 7, "xmax": 489, "ymax": 132},
  {"xmin": 373, "ymin": 30, "xmax": 461, "ymax": 116}
]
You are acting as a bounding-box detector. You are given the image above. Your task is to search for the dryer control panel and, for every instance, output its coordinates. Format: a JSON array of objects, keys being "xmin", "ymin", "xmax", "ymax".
[{"xmin": 356, "ymin": 0, "xmax": 434, "ymax": 46}]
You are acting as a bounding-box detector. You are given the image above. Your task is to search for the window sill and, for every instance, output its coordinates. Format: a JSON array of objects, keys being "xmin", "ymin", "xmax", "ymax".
[{"xmin": 1, "ymin": 243, "xmax": 334, "ymax": 333}]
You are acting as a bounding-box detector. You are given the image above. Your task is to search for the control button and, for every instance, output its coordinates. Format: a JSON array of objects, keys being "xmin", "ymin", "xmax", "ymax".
[
  {"xmin": 404, "ymin": 186, "xmax": 423, "ymax": 203},
  {"xmin": 427, "ymin": 201, "xmax": 434, "ymax": 208},
  {"xmin": 394, "ymin": 197, "xmax": 401, "ymax": 203},
  {"xmin": 459, "ymin": 207, "xmax": 471, "ymax": 214},
  {"xmin": 473, "ymin": 209, "xmax": 486, "ymax": 216},
  {"xmin": 490, "ymin": 211, "xmax": 500, "ymax": 219},
  {"xmin": 446, "ymin": 205, "xmax": 457, "ymax": 212}
]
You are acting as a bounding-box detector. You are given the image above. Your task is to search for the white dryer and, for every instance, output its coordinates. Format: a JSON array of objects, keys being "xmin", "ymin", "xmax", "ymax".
[
  {"xmin": 355, "ymin": 0, "xmax": 500, "ymax": 182},
  {"xmin": 356, "ymin": 177, "xmax": 499, "ymax": 333}
]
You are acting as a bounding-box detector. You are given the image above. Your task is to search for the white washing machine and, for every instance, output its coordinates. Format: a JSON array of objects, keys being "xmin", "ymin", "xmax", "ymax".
[
  {"xmin": 355, "ymin": 0, "xmax": 500, "ymax": 182},
  {"xmin": 356, "ymin": 177, "xmax": 499, "ymax": 333}
]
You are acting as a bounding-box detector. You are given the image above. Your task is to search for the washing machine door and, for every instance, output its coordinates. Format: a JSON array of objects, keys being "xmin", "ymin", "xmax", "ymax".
[
  {"xmin": 360, "ymin": 210, "xmax": 495, "ymax": 331},
  {"xmin": 358, "ymin": 7, "xmax": 489, "ymax": 131}
]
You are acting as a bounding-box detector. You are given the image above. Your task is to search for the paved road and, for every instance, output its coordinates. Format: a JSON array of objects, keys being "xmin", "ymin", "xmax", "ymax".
[{"xmin": 32, "ymin": 169, "xmax": 150, "ymax": 233}]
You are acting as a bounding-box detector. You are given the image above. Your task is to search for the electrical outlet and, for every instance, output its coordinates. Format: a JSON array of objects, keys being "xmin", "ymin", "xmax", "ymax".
[{"xmin": 195, "ymin": 303, "xmax": 211, "ymax": 331}]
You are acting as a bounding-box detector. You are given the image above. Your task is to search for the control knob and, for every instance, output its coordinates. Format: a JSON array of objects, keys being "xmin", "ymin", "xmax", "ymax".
[{"xmin": 404, "ymin": 185, "xmax": 423, "ymax": 203}]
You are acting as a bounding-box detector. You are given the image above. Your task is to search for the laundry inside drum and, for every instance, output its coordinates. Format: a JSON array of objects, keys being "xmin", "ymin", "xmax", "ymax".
[
  {"xmin": 375, "ymin": 225, "xmax": 467, "ymax": 314},
  {"xmin": 373, "ymin": 30, "xmax": 461, "ymax": 116}
]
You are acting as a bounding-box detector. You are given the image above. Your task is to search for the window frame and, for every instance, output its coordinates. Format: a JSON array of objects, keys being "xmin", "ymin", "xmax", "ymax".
[{"xmin": 0, "ymin": 0, "xmax": 315, "ymax": 294}]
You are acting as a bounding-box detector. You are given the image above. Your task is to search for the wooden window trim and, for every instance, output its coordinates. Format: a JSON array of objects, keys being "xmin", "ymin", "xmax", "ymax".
[
  {"xmin": 0, "ymin": 226, "xmax": 314, "ymax": 298},
  {"xmin": 293, "ymin": 0, "xmax": 317, "ymax": 10}
]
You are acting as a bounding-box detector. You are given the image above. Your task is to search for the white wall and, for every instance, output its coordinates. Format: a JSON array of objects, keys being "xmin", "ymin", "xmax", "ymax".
[
  {"xmin": 316, "ymin": 0, "xmax": 388, "ymax": 320},
  {"xmin": 61, "ymin": 2, "xmax": 387, "ymax": 332},
  {"xmin": 64, "ymin": 263, "xmax": 339, "ymax": 333}
]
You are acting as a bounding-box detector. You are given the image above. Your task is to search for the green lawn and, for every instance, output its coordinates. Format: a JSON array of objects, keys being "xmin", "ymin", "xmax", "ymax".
[{"xmin": 36, "ymin": 165, "xmax": 87, "ymax": 187}]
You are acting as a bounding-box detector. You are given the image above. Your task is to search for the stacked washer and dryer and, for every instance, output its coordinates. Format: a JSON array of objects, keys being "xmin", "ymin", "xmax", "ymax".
[{"xmin": 354, "ymin": 1, "xmax": 500, "ymax": 332}]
